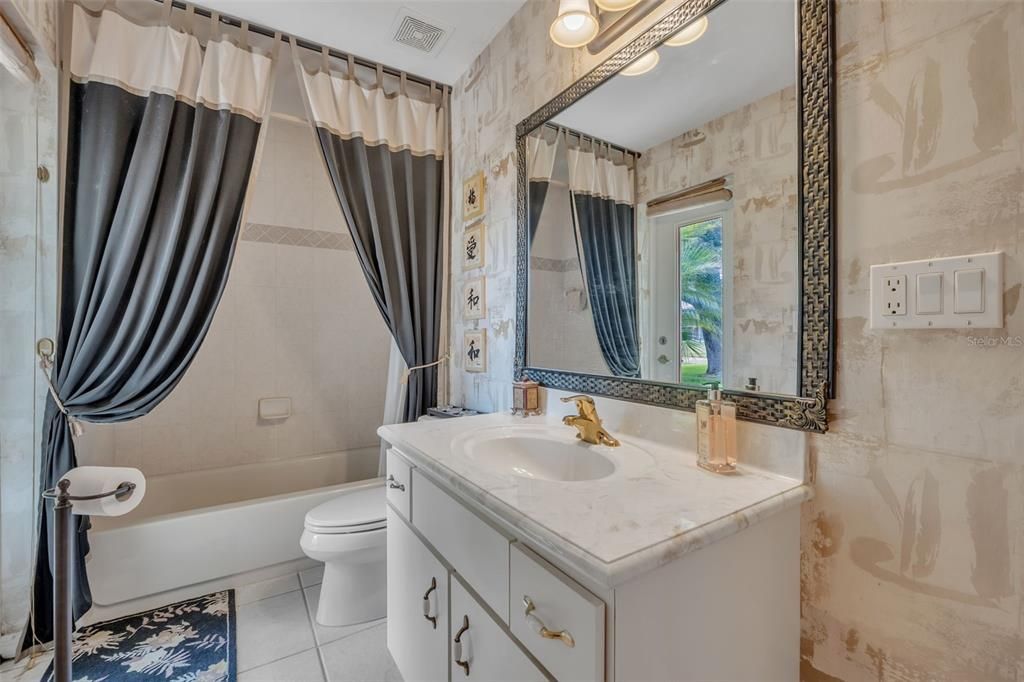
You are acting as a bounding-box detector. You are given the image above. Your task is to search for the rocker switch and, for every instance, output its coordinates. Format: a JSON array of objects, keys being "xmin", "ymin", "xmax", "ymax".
[
  {"xmin": 954, "ymin": 269, "xmax": 984, "ymax": 313},
  {"xmin": 915, "ymin": 273, "xmax": 942, "ymax": 315}
]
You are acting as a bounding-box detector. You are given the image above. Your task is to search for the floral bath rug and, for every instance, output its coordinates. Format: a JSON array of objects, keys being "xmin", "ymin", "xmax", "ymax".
[{"xmin": 45, "ymin": 590, "xmax": 236, "ymax": 682}]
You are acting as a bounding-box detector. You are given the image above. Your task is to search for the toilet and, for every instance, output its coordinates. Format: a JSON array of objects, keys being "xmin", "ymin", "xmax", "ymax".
[{"xmin": 300, "ymin": 482, "xmax": 387, "ymax": 627}]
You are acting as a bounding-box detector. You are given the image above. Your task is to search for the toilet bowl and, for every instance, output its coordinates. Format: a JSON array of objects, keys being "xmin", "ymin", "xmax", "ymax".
[{"xmin": 300, "ymin": 482, "xmax": 386, "ymax": 627}]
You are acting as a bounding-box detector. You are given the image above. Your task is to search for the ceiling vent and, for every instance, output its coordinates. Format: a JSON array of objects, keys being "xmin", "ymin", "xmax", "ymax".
[{"xmin": 391, "ymin": 8, "xmax": 451, "ymax": 55}]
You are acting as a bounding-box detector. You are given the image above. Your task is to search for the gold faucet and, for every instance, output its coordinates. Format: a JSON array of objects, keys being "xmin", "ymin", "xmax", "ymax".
[{"xmin": 561, "ymin": 395, "xmax": 620, "ymax": 447}]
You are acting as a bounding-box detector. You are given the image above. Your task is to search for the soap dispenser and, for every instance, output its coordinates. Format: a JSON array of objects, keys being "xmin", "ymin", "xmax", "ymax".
[{"xmin": 695, "ymin": 382, "xmax": 737, "ymax": 474}]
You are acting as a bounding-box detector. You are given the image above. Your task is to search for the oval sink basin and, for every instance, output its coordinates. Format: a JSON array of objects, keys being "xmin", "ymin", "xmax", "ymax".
[{"xmin": 454, "ymin": 425, "xmax": 641, "ymax": 482}]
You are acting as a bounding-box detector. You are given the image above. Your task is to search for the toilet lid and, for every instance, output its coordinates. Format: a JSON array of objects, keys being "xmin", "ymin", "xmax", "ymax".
[{"xmin": 305, "ymin": 485, "xmax": 386, "ymax": 534}]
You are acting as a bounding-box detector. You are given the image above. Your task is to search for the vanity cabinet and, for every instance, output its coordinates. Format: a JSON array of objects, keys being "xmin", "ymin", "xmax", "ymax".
[{"xmin": 384, "ymin": 442, "xmax": 801, "ymax": 681}]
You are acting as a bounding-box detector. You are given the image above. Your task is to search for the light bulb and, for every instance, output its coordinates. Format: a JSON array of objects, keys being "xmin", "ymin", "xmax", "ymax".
[
  {"xmin": 561, "ymin": 14, "xmax": 586, "ymax": 31},
  {"xmin": 620, "ymin": 49, "xmax": 659, "ymax": 76},
  {"xmin": 594, "ymin": 0, "xmax": 642, "ymax": 10},
  {"xmin": 664, "ymin": 15, "xmax": 709, "ymax": 47},
  {"xmin": 550, "ymin": 0, "xmax": 599, "ymax": 48}
]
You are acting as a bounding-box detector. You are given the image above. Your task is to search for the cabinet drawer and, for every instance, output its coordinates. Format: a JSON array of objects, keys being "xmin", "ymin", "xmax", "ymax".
[
  {"xmin": 509, "ymin": 543, "xmax": 605, "ymax": 682},
  {"xmin": 386, "ymin": 448, "xmax": 412, "ymax": 521},
  {"xmin": 411, "ymin": 470, "xmax": 511, "ymax": 623},
  {"xmin": 450, "ymin": 577, "xmax": 550, "ymax": 681}
]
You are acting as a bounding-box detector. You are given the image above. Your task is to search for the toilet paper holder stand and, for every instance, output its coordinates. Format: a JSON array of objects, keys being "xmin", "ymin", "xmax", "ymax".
[{"xmin": 41, "ymin": 478, "xmax": 137, "ymax": 682}]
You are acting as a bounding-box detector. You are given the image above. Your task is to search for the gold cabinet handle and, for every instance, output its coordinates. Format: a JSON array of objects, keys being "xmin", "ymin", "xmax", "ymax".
[
  {"xmin": 421, "ymin": 577, "xmax": 437, "ymax": 629},
  {"xmin": 453, "ymin": 615, "xmax": 470, "ymax": 676},
  {"xmin": 522, "ymin": 596, "xmax": 575, "ymax": 648}
]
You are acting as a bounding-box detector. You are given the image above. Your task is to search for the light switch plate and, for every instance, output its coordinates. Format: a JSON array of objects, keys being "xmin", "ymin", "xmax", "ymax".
[{"xmin": 870, "ymin": 252, "xmax": 1003, "ymax": 329}]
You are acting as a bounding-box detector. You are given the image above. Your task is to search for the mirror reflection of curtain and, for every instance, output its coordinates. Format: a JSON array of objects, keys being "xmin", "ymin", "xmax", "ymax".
[
  {"xmin": 568, "ymin": 142, "xmax": 640, "ymax": 378},
  {"xmin": 527, "ymin": 127, "xmax": 562, "ymax": 244},
  {"xmin": 293, "ymin": 46, "xmax": 448, "ymax": 421},
  {"xmin": 26, "ymin": 3, "xmax": 277, "ymax": 649}
]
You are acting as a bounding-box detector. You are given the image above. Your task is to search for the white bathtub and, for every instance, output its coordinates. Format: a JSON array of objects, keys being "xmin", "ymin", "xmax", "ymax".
[{"xmin": 88, "ymin": 448, "xmax": 381, "ymax": 605}]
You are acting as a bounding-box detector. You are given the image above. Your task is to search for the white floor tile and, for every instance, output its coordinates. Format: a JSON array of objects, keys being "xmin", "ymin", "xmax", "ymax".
[
  {"xmin": 237, "ymin": 591, "xmax": 316, "ymax": 672},
  {"xmin": 299, "ymin": 565, "xmax": 324, "ymax": 588},
  {"xmin": 236, "ymin": 573, "xmax": 302, "ymax": 606},
  {"xmin": 319, "ymin": 623, "xmax": 402, "ymax": 682},
  {"xmin": 0, "ymin": 652, "xmax": 53, "ymax": 682},
  {"xmin": 238, "ymin": 648, "xmax": 324, "ymax": 682},
  {"xmin": 303, "ymin": 584, "xmax": 385, "ymax": 646}
]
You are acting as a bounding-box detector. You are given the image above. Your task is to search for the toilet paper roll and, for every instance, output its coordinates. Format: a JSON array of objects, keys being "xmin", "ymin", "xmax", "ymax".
[{"xmin": 61, "ymin": 466, "xmax": 146, "ymax": 517}]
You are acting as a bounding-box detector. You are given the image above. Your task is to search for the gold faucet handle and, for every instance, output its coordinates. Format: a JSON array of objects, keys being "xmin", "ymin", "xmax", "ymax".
[{"xmin": 561, "ymin": 395, "xmax": 600, "ymax": 422}]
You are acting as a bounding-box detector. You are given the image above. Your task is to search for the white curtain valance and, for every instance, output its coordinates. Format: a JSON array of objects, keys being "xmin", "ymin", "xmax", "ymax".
[
  {"xmin": 527, "ymin": 128, "xmax": 562, "ymax": 183},
  {"xmin": 69, "ymin": 4, "xmax": 273, "ymax": 121},
  {"xmin": 296, "ymin": 63, "xmax": 445, "ymax": 158},
  {"xmin": 568, "ymin": 146, "xmax": 634, "ymax": 205}
]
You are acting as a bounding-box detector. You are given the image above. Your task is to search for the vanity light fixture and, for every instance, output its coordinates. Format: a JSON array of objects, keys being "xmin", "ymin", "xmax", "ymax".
[
  {"xmin": 550, "ymin": 0, "xmax": 599, "ymax": 48},
  {"xmin": 663, "ymin": 15, "xmax": 708, "ymax": 46},
  {"xmin": 619, "ymin": 49, "xmax": 659, "ymax": 76},
  {"xmin": 594, "ymin": 0, "xmax": 642, "ymax": 11}
]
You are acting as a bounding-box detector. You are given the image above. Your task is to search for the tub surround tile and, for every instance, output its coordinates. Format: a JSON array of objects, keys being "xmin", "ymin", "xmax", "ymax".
[
  {"xmin": 379, "ymin": 412, "xmax": 811, "ymax": 588},
  {"xmin": 237, "ymin": 591, "xmax": 316, "ymax": 672},
  {"xmin": 239, "ymin": 648, "xmax": 325, "ymax": 682},
  {"xmin": 242, "ymin": 223, "xmax": 354, "ymax": 252},
  {"xmin": 303, "ymin": 584, "xmax": 385, "ymax": 646}
]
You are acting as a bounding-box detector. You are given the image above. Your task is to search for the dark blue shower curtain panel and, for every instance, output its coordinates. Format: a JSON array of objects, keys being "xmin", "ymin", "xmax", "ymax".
[{"xmin": 24, "ymin": 5, "xmax": 272, "ymax": 650}]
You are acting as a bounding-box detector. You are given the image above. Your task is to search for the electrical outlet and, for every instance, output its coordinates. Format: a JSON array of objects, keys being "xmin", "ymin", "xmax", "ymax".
[
  {"xmin": 882, "ymin": 275, "xmax": 907, "ymax": 317},
  {"xmin": 870, "ymin": 252, "xmax": 1003, "ymax": 329}
]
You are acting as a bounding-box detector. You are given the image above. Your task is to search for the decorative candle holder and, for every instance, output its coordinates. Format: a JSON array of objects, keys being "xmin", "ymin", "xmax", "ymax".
[{"xmin": 512, "ymin": 379, "xmax": 541, "ymax": 417}]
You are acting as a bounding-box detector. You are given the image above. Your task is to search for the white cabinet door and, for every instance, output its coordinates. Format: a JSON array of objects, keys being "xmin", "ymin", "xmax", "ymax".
[
  {"xmin": 450, "ymin": 577, "xmax": 550, "ymax": 682},
  {"xmin": 387, "ymin": 507, "xmax": 448, "ymax": 682}
]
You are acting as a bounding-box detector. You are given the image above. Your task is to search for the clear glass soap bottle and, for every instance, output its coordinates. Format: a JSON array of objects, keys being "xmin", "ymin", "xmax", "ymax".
[{"xmin": 696, "ymin": 382, "xmax": 737, "ymax": 474}]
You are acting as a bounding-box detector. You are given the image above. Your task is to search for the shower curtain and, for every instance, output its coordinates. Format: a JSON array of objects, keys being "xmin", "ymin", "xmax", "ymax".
[
  {"xmin": 24, "ymin": 4, "xmax": 276, "ymax": 649},
  {"xmin": 527, "ymin": 127, "xmax": 562, "ymax": 244},
  {"xmin": 293, "ymin": 46, "xmax": 447, "ymax": 421},
  {"xmin": 568, "ymin": 143, "xmax": 641, "ymax": 378}
]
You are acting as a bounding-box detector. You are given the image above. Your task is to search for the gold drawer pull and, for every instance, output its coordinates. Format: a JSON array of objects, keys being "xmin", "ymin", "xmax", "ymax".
[{"xmin": 522, "ymin": 596, "xmax": 575, "ymax": 648}]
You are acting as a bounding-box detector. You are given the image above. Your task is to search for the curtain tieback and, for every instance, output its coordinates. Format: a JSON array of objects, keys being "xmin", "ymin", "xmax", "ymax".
[
  {"xmin": 401, "ymin": 354, "xmax": 449, "ymax": 386},
  {"xmin": 37, "ymin": 357, "xmax": 84, "ymax": 437}
]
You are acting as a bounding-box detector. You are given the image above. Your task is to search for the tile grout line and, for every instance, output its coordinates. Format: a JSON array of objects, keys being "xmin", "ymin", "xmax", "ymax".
[
  {"xmin": 298, "ymin": 577, "xmax": 331, "ymax": 682},
  {"xmin": 237, "ymin": 573, "xmax": 316, "ymax": 675},
  {"xmin": 240, "ymin": 645, "xmax": 322, "ymax": 676}
]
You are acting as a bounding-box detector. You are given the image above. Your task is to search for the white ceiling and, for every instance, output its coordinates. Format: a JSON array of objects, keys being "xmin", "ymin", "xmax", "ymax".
[
  {"xmin": 551, "ymin": 0, "xmax": 797, "ymax": 151},
  {"xmin": 198, "ymin": 0, "xmax": 526, "ymax": 85}
]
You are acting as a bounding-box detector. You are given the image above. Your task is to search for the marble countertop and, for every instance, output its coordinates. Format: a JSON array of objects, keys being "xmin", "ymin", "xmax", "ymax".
[{"xmin": 379, "ymin": 412, "xmax": 812, "ymax": 588}]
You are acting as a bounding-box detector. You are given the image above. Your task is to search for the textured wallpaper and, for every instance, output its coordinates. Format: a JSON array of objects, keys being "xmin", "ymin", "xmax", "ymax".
[{"xmin": 449, "ymin": 0, "xmax": 1024, "ymax": 678}]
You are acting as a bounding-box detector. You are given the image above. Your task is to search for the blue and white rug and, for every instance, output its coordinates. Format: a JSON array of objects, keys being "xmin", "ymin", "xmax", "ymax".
[{"xmin": 46, "ymin": 590, "xmax": 236, "ymax": 682}]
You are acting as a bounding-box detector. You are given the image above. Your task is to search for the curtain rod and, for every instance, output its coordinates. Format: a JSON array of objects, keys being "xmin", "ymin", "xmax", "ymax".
[
  {"xmin": 542, "ymin": 121, "xmax": 640, "ymax": 158},
  {"xmin": 159, "ymin": 0, "xmax": 451, "ymax": 91}
]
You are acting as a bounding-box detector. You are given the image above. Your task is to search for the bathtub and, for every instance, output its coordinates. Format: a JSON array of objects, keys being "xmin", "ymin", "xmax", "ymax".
[{"xmin": 88, "ymin": 447, "xmax": 381, "ymax": 605}]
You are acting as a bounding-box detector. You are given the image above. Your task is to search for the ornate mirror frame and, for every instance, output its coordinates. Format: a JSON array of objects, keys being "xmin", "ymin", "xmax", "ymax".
[{"xmin": 514, "ymin": 0, "xmax": 835, "ymax": 432}]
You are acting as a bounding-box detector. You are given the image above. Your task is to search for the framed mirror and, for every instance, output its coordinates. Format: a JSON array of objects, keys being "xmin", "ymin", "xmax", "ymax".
[{"xmin": 515, "ymin": 0, "xmax": 834, "ymax": 432}]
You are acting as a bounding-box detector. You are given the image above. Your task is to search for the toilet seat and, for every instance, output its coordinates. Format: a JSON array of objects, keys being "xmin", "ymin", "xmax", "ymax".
[{"xmin": 304, "ymin": 485, "xmax": 386, "ymax": 535}]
